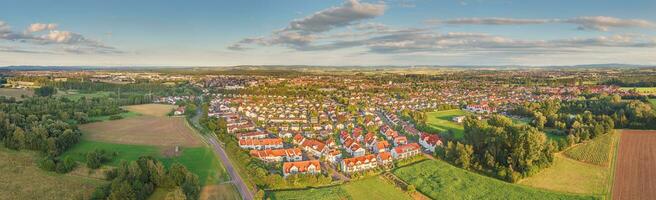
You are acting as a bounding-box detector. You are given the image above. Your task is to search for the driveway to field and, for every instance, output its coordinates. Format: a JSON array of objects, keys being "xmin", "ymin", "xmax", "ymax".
[{"xmin": 192, "ymin": 105, "xmax": 254, "ymax": 200}]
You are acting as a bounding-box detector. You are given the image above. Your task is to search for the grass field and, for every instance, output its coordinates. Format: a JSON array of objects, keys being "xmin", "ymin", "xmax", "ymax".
[
  {"xmin": 0, "ymin": 147, "xmax": 104, "ymax": 200},
  {"xmin": 519, "ymin": 154, "xmax": 609, "ymax": 196},
  {"xmin": 123, "ymin": 104, "xmax": 177, "ymax": 117},
  {"xmin": 267, "ymin": 176, "xmax": 411, "ymax": 200},
  {"xmin": 0, "ymin": 88, "xmax": 32, "ymax": 100},
  {"xmin": 61, "ymin": 140, "xmax": 161, "ymax": 166},
  {"xmin": 393, "ymin": 160, "xmax": 595, "ymax": 200},
  {"xmin": 88, "ymin": 111, "xmax": 141, "ymax": 122},
  {"xmin": 426, "ymin": 109, "xmax": 470, "ymax": 139},
  {"xmin": 160, "ymin": 147, "xmax": 229, "ymax": 185},
  {"xmin": 80, "ymin": 116, "xmax": 202, "ymax": 147},
  {"xmin": 200, "ymin": 184, "xmax": 242, "ymax": 200},
  {"xmin": 56, "ymin": 90, "xmax": 113, "ymax": 100},
  {"xmin": 620, "ymin": 87, "xmax": 656, "ymax": 94},
  {"xmin": 649, "ymin": 99, "xmax": 656, "ymax": 107},
  {"xmin": 564, "ymin": 132, "xmax": 618, "ymax": 166}
]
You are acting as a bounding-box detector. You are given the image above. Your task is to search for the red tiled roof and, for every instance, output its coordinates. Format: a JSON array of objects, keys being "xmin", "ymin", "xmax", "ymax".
[
  {"xmin": 250, "ymin": 148, "xmax": 302, "ymax": 158},
  {"xmin": 393, "ymin": 143, "xmax": 420, "ymax": 154},
  {"xmin": 283, "ymin": 160, "xmax": 321, "ymax": 174},
  {"xmin": 239, "ymin": 138, "xmax": 282, "ymax": 146},
  {"xmin": 342, "ymin": 154, "xmax": 377, "ymax": 166}
]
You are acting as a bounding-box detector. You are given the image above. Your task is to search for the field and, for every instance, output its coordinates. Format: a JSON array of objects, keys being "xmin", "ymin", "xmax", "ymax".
[
  {"xmin": 612, "ymin": 130, "xmax": 656, "ymax": 200},
  {"xmin": 0, "ymin": 147, "xmax": 104, "ymax": 200},
  {"xmin": 88, "ymin": 111, "xmax": 141, "ymax": 122},
  {"xmin": 0, "ymin": 88, "xmax": 32, "ymax": 100},
  {"xmin": 519, "ymin": 154, "xmax": 609, "ymax": 196},
  {"xmin": 160, "ymin": 147, "xmax": 229, "ymax": 185},
  {"xmin": 80, "ymin": 116, "xmax": 202, "ymax": 147},
  {"xmin": 392, "ymin": 160, "xmax": 594, "ymax": 200},
  {"xmin": 620, "ymin": 87, "xmax": 656, "ymax": 95},
  {"xmin": 56, "ymin": 90, "xmax": 113, "ymax": 100},
  {"xmin": 564, "ymin": 132, "xmax": 618, "ymax": 166},
  {"xmin": 123, "ymin": 104, "xmax": 177, "ymax": 117},
  {"xmin": 425, "ymin": 109, "xmax": 470, "ymax": 139},
  {"xmin": 649, "ymin": 99, "xmax": 656, "ymax": 107},
  {"xmin": 61, "ymin": 140, "xmax": 161, "ymax": 166},
  {"xmin": 267, "ymin": 176, "xmax": 411, "ymax": 200},
  {"xmin": 200, "ymin": 184, "xmax": 242, "ymax": 200}
]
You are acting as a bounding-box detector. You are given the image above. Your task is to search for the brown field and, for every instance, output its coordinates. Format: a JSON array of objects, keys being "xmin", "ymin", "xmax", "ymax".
[
  {"xmin": 0, "ymin": 88, "xmax": 33, "ymax": 100},
  {"xmin": 0, "ymin": 147, "xmax": 104, "ymax": 200},
  {"xmin": 123, "ymin": 104, "xmax": 178, "ymax": 117},
  {"xmin": 612, "ymin": 130, "xmax": 656, "ymax": 200},
  {"xmin": 80, "ymin": 116, "xmax": 202, "ymax": 147},
  {"xmin": 200, "ymin": 184, "xmax": 242, "ymax": 200}
]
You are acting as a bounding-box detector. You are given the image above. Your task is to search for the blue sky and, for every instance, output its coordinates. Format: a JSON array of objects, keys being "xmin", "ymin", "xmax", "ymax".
[{"xmin": 1, "ymin": 0, "xmax": 655, "ymax": 66}]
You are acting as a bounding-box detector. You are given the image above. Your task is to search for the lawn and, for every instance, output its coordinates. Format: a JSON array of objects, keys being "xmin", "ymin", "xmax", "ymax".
[
  {"xmin": 267, "ymin": 176, "xmax": 411, "ymax": 200},
  {"xmin": 0, "ymin": 88, "xmax": 33, "ymax": 100},
  {"xmin": 519, "ymin": 154, "xmax": 609, "ymax": 196},
  {"xmin": 426, "ymin": 109, "xmax": 470, "ymax": 139},
  {"xmin": 393, "ymin": 160, "xmax": 596, "ymax": 200},
  {"xmin": 61, "ymin": 140, "xmax": 228, "ymax": 185},
  {"xmin": 564, "ymin": 132, "xmax": 619, "ymax": 166},
  {"xmin": 0, "ymin": 147, "xmax": 104, "ymax": 200}
]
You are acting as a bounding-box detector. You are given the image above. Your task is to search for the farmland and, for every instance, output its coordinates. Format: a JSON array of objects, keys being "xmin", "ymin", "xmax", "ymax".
[
  {"xmin": 0, "ymin": 147, "xmax": 104, "ymax": 200},
  {"xmin": 0, "ymin": 88, "xmax": 32, "ymax": 100},
  {"xmin": 619, "ymin": 87, "xmax": 656, "ymax": 95},
  {"xmin": 564, "ymin": 132, "xmax": 619, "ymax": 166},
  {"xmin": 123, "ymin": 104, "xmax": 178, "ymax": 117},
  {"xmin": 267, "ymin": 176, "xmax": 411, "ymax": 200},
  {"xmin": 392, "ymin": 160, "xmax": 595, "ymax": 200},
  {"xmin": 425, "ymin": 109, "xmax": 469, "ymax": 139},
  {"xmin": 612, "ymin": 130, "xmax": 656, "ymax": 200},
  {"xmin": 79, "ymin": 116, "xmax": 202, "ymax": 147}
]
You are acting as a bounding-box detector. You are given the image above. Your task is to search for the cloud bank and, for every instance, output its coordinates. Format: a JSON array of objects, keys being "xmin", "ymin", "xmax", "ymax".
[{"xmin": 429, "ymin": 16, "xmax": 656, "ymax": 31}]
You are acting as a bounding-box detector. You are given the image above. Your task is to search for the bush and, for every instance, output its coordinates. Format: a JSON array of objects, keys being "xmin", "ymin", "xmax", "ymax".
[
  {"xmin": 109, "ymin": 115, "xmax": 124, "ymax": 120},
  {"xmin": 86, "ymin": 149, "xmax": 114, "ymax": 169}
]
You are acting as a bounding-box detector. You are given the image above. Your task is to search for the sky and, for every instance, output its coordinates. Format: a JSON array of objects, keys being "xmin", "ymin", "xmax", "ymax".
[{"xmin": 1, "ymin": 0, "xmax": 656, "ymax": 66}]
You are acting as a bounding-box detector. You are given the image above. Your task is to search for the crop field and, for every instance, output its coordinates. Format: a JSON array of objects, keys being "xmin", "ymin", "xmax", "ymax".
[
  {"xmin": 620, "ymin": 87, "xmax": 656, "ymax": 94},
  {"xmin": 0, "ymin": 88, "xmax": 32, "ymax": 100},
  {"xmin": 123, "ymin": 104, "xmax": 178, "ymax": 117},
  {"xmin": 80, "ymin": 116, "xmax": 202, "ymax": 147},
  {"xmin": 392, "ymin": 160, "xmax": 594, "ymax": 200},
  {"xmin": 612, "ymin": 130, "xmax": 656, "ymax": 200},
  {"xmin": 0, "ymin": 147, "xmax": 104, "ymax": 200},
  {"xmin": 564, "ymin": 132, "xmax": 618, "ymax": 166},
  {"xmin": 267, "ymin": 176, "xmax": 411, "ymax": 200},
  {"xmin": 519, "ymin": 154, "xmax": 609, "ymax": 196},
  {"xmin": 425, "ymin": 109, "xmax": 470, "ymax": 139}
]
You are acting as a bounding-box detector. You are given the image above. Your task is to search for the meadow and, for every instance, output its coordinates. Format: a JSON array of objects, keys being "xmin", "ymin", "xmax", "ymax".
[
  {"xmin": 150, "ymin": 184, "xmax": 241, "ymax": 200},
  {"xmin": 267, "ymin": 176, "xmax": 411, "ymax": 200},
  {"xmin": 0, "ymin": 88, "xmax": 33, "ymax": 100},
  {"xmin": 649, "ymin": 99, "xmax": 656, "ymax": 107},
  {"xmin": 392, "ymin": 160, "xmax": 595, "ymax": 200},
  {"xmin": 564, "ymin": 132, "xmax": 619, "ymax": 166},
  {"xmin": 425, "ymin": 109, "xmax": 469, "ymax": 139},
  {"xmin": 123, "ymin": 104, "xmax": 177, "ymax": 117},
  {"xmin": 80, "ymin": 116, "xmax": 202, "ymax": 147},
  {"xmin": 519, "ymin": 154, "xmax": 609, "ymax": 196},
  {"xmin": 88, "ymin": 111, "xmax": 141, "ymax": 122},
  {"xmin": 0, "ymin": 147, "xmax": 104, "ymax": 200}
]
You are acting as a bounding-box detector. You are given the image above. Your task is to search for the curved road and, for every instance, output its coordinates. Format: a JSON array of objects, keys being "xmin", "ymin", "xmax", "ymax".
[{"xmin": 192, "ymin": 105, "xmax": 254, "ymax": 200}]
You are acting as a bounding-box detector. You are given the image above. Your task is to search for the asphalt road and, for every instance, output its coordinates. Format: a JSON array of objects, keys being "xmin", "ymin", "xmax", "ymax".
[{"xmin": 192, "ymin": 104, "xmax": 254, "ymax": 200}]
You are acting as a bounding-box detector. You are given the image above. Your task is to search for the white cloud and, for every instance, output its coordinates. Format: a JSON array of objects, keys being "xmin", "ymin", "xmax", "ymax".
[
  {"xmin": 26, "ymin": 23, "xmax": 58, "ymax": 32},
  {"xmin": 284, "ymin": 0, "xmax": 386, "ymax": 33},
  {"xmin": 428, "ymin": 16, "xmax": 656, "ymax": 31}
]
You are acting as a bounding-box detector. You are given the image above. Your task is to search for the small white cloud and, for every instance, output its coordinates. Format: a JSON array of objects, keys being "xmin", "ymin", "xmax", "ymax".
[{"xmin": 26, "ymin": 23, "xmax": 58, "ymax": 33}]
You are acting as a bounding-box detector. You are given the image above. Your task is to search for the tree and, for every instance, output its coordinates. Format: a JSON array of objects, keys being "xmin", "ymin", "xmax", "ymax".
[
  {"xmin": 407, "ymin": 184, "xmax": 416, "ymax": 194},
  {"xmin": 34, "ymin": 86, "xmax": 57, "ymax": 97},
  {"xmin": 165, "ymin": 187, "xmax": 187, "ymax": 200}
]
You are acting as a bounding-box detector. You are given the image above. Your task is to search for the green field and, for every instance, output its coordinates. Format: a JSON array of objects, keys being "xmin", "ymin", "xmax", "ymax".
[
  {"xmin": 61, "ymin": 140, "xmax": 227, "ymax": 185},
  {"xmin": 267, "ymin": 177, "xmax": 411, "ymax": 200},
  {"xmin": 519, "ymin": 154, "xmax": 609, "ymax": 196},
  {"xmin": 393, "ymin": 160, "xmax": 595, "ymax": 200},
  {"xmin": 160, "ymin": 147, "xmax": 229, "ymax": 185},
  {"xmin": 0, "ymin": 147, "xmax": 104, "ymax": 200},
  {"xmin": 620, "ymin": 87, "xmax": 656, "ymax": 94},
  {"xmin": 56, "ymin": 90, "xmax": 113, "ymax": 100},
  {"xmin": 649, "ymin": 99, "xmax": 656, "ymax": 107},
  {"xmin": 564, "ymin": 132, "xmax": 618, "ymax": 166},
  {"xmin": 426, "ymin": 109, "xmax": 470, "ymax": 139}
]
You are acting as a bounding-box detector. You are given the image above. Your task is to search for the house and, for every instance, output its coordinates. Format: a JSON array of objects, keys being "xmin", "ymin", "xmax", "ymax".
[
  {"xmin": 391, "ymin": 143, "xmax": 421, "ymax": 160},
  {"xmin": 293, "ymin": 134, "xmax": 305, "ymax": 144},
  {"xmin": 393, "ymin": 136, "xmax": 408, "ymax": 146},
  {"xmin": 250, "ymin": 148, "xmax": 303, "ymax": 162},
  {"xmin": 452, "ymin": 116, "xmax": 466, "ymax": 123},
  {"xmin": 326, "ymin": 149, "xmax": 342, "ymax": 164},
  {"xmin": 377, "ymin": 152, "xmax": 393, "ymax": 167},
  {"xmin": 237, "ymin": 131, "xmax": 268, "ymax": 140},
  {"xmin": 340, "ymin": 154, "xmax": 378, "ymax": 173},
  {"xmin": 300, "ymin": 139, "xmax": 328, "ymax": 158},
  {"xmin": 283, "ymin": 160, "xmax": 321, "ymax": 177},
  {"xmin": 373, "ymin": 140, "xmax": 390, "ymax": 153},
  {"xmin": 174, "ymin": 106, "xmax": 186, "ymax": 115},
  {"xmin": 238, "ymin": 138, "xmax": 283, "ymax": 150},
  {"xmin": 419, "ymin": 133, "xmax": 442, "ymax": 152}
]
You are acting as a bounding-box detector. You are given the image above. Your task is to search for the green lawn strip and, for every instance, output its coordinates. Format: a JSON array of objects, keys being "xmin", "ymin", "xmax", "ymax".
[
  {"xmin": 160, "ymin": 147, "xmax": 230, "ymax": 185},
  {"xmin": 606, "ymin": 131, "xmax": 622, "ymax": 199},
  {"xmin": 393, "ymin": 160, "xmax": 597, "ymax": 200},
  {"xmin": 426, "ymin": 109, "xmax": 470, "ymax": 139},
  {"xmin": 267, "ymin": 176, "xmax": 411, "ymax": 200}
]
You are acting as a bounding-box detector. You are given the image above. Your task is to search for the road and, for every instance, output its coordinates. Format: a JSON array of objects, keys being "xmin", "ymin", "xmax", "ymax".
[{"xmin": 192, "ymin": 103, "xmax": 255, "ymax": 200}]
